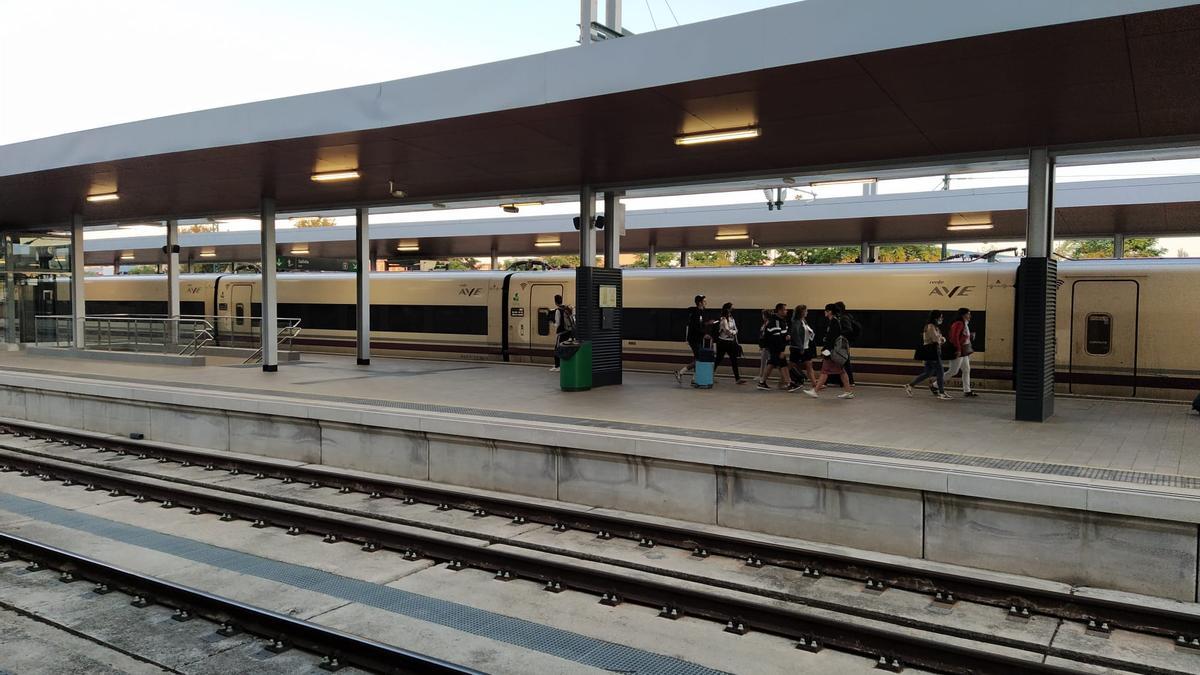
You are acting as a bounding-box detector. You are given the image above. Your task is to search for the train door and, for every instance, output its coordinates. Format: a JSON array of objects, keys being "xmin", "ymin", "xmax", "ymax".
[
  {"xmin": 527, "ymin": 284, "xmax": 563, "ymax": 359},
  {"xmin": 1069, "ymin": 280, "xmax": 1138, "ymax": 396},
  {"xmin": 227, "ymin": 283, "xmax": 255, "ymax": 348}
]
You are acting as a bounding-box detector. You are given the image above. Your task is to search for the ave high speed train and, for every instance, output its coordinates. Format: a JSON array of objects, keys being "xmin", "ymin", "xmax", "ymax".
[{"xmin": 65, "ymin": 259, "xmax": 1200, "ymax": 401}]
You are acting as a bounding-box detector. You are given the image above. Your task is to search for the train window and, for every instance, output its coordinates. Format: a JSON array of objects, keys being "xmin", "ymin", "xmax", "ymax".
[
  {"xmin": 235, "ymin": 303, "xmax": 245, "ymax": 327},
  {"xmin": 537, "ymin": 308, "xmax": 551, "ymax": 336},
  {"xmin": 1085, "ymin": 313, "xmax": 1112, "ymax": 355}
]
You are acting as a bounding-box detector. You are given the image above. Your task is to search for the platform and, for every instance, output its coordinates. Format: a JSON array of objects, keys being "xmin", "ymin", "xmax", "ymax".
[{"xmin": 0, "ymin": 350, "xmax": 1197, "ymax": 601}]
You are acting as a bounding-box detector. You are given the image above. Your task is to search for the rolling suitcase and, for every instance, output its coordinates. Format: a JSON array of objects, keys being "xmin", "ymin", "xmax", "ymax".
[{"xmin": 693, "ymin": 339, "xmax": 716, "ymax": 389}]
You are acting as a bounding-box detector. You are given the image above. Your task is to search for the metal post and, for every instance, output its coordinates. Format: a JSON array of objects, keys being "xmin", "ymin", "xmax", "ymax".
[
  {"xmin": 1026, "ymin": 147, "xmax": 1055, "ymax": 258},
  {"xmin": 1113, "ymin": 232, "xmax": 1125, "ymax": 259},
  {"xmin": 166, "ymin": 219, "xmax": 180, "ymax": 345},
  {"xmin": 580, "ymin": 0, "xmax": 597, "ymax": 46},
  {"xmin": 4, "ymin": 234, "xmax": 14, "ymax": 344},
  {"xmin": 863, "ymin": 182, "xmax": 877, "ymax": 197},
  {"xmin": 605, "ymin": 0, "xmax": 622, "ymax": 33},
  {"xmin": 259, "ymin": 198, "xmax": 278, "ymax": 372},
  {"xmin": 679, "ymin": 251, "xmax": 687, "ymax": 267},
  {"xmin": 579, "ymin": 185, "xmax": 597, "ymax": 266},
  {"xmin": 647, "ymin": 241, "xmax": 657, "ymax": 268},
  {"xmin": 941, "ymin": 242, "xmax": 949, "ymax": 260},
  {"xmin": 867, "ymin": 244, "xmax": 877, "ymax": 263},
  {"xmin": 70, "ymin": 213, "xmax": 85, "ymax": 349},
  {"xmin": 860, "ymin": 242, "xmax": 869, "ymax": 264},
  {"xmin": 355, "ymin": 207, "xmax": 371, "ymax": 366},
  {"xmin": 603, "ymin": 190, "xmax": 623, "ymax": 269},
  {"xmin": 490, "ymin": 245, "xmax": 499, "ymax": 271}
]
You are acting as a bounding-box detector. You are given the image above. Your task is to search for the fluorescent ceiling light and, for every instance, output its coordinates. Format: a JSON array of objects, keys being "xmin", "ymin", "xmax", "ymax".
[
  {"xmin": 120, "ymin": 253, "xmax": 135, "ymax": 260},
  {"xmin": 675, "ymin": 127, "xmax": 760, "ymax": 146},
  {"xmin": 534, "ymin": 240, "xmax": 561, "ymax": 248},
  {"xmin": 311, "ymin": 170, "xmax": 360, "ymax": 182},
  {"xmin": 199, "ymin": 250, "xmax": 217, "ymax": 258},
  {"xmin": 86, "ymin": 192, "xmax": 119, "ymax": 202},
  {"xmin": 290, "ymin": 247, "xmax": 309, "ymax": 255},
  {"xmin": 947, "ymin": 224, "xmax": 994, "ymax": 231},
  {"xmin": 396, "ymin": 240, "xmax": 419, "ymax": 252},
  {"xmin": 47, "ymin": 231, "xmax": 70, "ymax": 237},
  {"xmin": 809, "ymin": 177, "xmax": 878, "ymax": 187},
  {"xmin": 714, "ymin": 233, "xmax": 750, "ymax": 241}
]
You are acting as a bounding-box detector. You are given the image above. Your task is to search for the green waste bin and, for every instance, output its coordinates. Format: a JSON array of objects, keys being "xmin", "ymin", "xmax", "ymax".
[{"xmin": 558, "ymin": 340, "xmax": 592, "ymax": 391}]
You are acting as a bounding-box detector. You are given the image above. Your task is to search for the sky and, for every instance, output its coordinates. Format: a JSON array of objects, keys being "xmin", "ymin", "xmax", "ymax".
[
  {"xmin": 3, "ymin": 0, "xmax": 1199, "ymax": 255},
  {"xmin": 0, "ymin": 0, "xmax": 789, "ymax": 144}
]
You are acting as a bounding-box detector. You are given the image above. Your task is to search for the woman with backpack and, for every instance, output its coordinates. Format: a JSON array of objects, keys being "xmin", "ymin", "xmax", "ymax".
[
  {"xmin": 715, "ymin": 302, "xmax": 747, "ymax": 384},
  {"xmin": 905, "ymin": 309, "xmax": 953, "ymax": 400},
  {"xmin": 799, "ymin": 303, "xmax": 855, "ymax": 399}
]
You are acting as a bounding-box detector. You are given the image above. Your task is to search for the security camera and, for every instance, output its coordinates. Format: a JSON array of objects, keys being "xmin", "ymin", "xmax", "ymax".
[{"xmin": 388, "ymin": 181, "xmax": 407, "ymax": 199}]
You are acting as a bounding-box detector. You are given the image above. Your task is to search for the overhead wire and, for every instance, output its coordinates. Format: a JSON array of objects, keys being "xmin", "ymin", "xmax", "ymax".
[
  {"xmin": 644, "ymin": 0, "xmax": 658, "ymax": 30},
  {"xmin": 662, "ymin": 0, "xmax": 680, "ymax": 25}
]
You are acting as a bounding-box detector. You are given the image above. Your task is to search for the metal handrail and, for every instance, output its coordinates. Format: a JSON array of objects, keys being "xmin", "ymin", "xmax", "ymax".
[{"xmin": 242, "ymin": 318, "xmax": 302, "ymax": 365}]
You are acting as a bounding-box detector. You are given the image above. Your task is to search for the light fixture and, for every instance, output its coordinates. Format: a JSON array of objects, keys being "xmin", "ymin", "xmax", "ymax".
[
  {"xmin": 86, "ymin": 192, "xmax": 119, "ymax": 202},
  {"xmin": 120, "ymin": 253, "xmax": 135, "ymax": 260},
  {"xmin": 396, "ymin": 240, "xmax": 419, "ymax": 252},
  {"xmin": 311, "ymin": 170, "xmax": 360, "ymax": 183},
  {"xmin": 947, "ymin": 212, "xmax": 993, "ymax": 231},
  {"xmin": 947, "ymin": 224, "xmax": 994, "ymax": 231},
  {"xmin": 714, "ymin": 233, "xmax": 750, "ymax": 241},
  {"xmin": 388, "ymin": 180, "xmax": 406, "ymax": 198},
  {"xmin": 810, "ymin": 177, "xmax": 878, "ymax": 187},
  {"xmin": 199, "ymin": 250, "xmax": 217, "ymax": 258},
  {"xmin": 534, "ymin": 239, "xmax": 561, "ymax": 248},
  {"xmin": 47, "ymin": 230, "xmax": 70, "ymax": 237},
  {"xmin": 290, "ymin": 246, "xmax": 309, "ymax": 255},
  {"xmin": 674, "ymin": 127, "xmax": 761, "ymax": 146},
  {"xmin": 500, "ymin": 201, "xmax": 543, "ymax": 213}
]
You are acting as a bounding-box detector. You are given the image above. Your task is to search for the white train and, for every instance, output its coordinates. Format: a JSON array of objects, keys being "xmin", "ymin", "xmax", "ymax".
[{"xmin": 75, "ymin": 259, "xmax": 1200, "ymax": 400}]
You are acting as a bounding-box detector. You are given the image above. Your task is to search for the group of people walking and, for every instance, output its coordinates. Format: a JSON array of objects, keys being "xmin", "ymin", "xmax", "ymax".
[
  {"xmin": 676, "ymin": 295, "xmax": 860, "ymax": 399},
  {"xmin": 676, "ymin": 294, "xmax": 978, "ymax": 399}
]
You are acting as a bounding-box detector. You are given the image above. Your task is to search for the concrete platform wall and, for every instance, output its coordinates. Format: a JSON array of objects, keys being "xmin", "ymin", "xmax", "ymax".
[{"xmin": 0, "ymin": 383, "xmax": 1196, "ymax": 602}]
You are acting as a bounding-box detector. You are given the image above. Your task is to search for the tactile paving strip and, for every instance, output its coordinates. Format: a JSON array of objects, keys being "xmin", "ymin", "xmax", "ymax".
[
  {"xmin": 6, "ymin": 365, "xmax": 1199, "ymax": 490},
  {"xmin": 0, "ymin": 492, "xmax": 726, "ymax": 675}
]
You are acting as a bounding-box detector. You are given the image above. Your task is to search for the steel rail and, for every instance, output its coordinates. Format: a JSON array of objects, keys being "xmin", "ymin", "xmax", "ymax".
[
  {"xmin": 0, "ymin": 446, "xmax": 1121, "ymax": 675},
  {"xmin": 0, "ymin": 421, "xmax": 1191, "ymax": 641},
  {"xmin": 0, "ymin": 530, "xmax": 478, "ymax": 675}
]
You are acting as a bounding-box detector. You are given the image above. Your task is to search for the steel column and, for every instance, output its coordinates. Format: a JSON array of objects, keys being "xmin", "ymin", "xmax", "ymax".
[
  {"xmin": 1113, "ymin": 232, "xmax": 1125, "ymax": 259},
  {"xmin": 70, "ymin": 213, "xmax": 85, "ymax": 349},
  {"xmin": 1026, "ymin": 147, "xmax": 1055, "ymax": 257},
  {"xmin": 259, "ymin": 198, "xmax": 278, "ymax": 372},
  {"xmin": 4, "ymin": 235, "xmax": 14, "ymax": 343},
  {"xmin": 579, "ymin": 186, "xmax": 597, "ymax": 266},
  {"xmin": 579, "ymin": 0, "xmax": 597, "ymax": 46},
  {"xmin": 355, "ymin": 207, "xmax": 370, "ymax": 365},
  {"xmin": 679, "ymin": 251, "xmax": 687, "ymax": 267},
  {"xmin": 603, "ymin": 190, "xmax": 623, "ymax": 269},
  {"xmin": 166, "ymin": 219, "xmax": 180, "ymax": 345},
  {"xmin": 860, "ymin": 242, "xmax": 869, "ymax": 264},
  {"xmin": 647, "ymin": 241, "xmax": 657, "ymax": 268}
]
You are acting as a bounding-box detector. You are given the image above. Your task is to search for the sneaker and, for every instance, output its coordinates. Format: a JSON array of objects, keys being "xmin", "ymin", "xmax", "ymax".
[
  {"xmin": 674, "ymin": 369, "xmax": 683, "ymax": 384},
  {"xmin": 549, "ymin": 367, "xmax": 560, "ymax": 372},
  {"xmin": 837, "ymin": 392, "xmax": 855, "ymax": 399},
  {"xmin": 937, "ymin": 392, "xmax": 953, "ymax": 400},
  {"xmin": 929, "ymin": 386, "xmax": 939, "ymax": 397},
  {"xmin": 735, "ymin": 379, "xmax": 748, "ymax": 385},
  {"xmin": 964, "ymin": 391, "xmax": 979, "ymax": 398},
  {"xmin": 786, "ymin": 383, "xmax": 802, "ymax": 392},
  {"xmin": 801, "ymin": 389, "xmax": 818, "ymax": 399},
  {"xmin": 904, "ymin": 384, "xmax": 913, "ymax": 398},
  {"xmin": 756, "ymin": 382, "xmax": 770, "ymax": 391}
]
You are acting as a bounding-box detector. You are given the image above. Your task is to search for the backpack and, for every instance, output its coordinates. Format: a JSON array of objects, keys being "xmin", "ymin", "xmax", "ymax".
[{"xmin": 841, "ymin": 314, "xmax": 862, "ymax": 344}]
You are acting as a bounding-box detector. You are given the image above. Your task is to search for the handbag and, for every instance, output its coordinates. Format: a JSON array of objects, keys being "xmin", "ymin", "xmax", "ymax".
[{"xmin": 829, "ymin": 336, "xmax": 850, "ymax": 367}]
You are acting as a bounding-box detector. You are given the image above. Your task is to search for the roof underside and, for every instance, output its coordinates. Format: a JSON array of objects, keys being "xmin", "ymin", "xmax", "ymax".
[{"xmin": 3, "ymin": 1, "xmax": 1200, "ymax": 229}]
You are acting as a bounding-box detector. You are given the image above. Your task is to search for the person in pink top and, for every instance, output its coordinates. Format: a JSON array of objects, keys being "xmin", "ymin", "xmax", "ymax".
[{"xmin": 943, "ymin": 307, "xmax": 978, "ymax": 397}]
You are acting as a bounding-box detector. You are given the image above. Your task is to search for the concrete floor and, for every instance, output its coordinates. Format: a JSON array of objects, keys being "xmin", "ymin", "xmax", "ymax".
[{"xmin": 0, "ymin": 349, "xmax": 1196, "ymax": 481}]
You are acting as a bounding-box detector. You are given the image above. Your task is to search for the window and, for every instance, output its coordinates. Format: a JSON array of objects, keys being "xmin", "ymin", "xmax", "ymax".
[
  {"xmin": 1085, "ymin": 313, "xmax": 1112, "ymax": 355},
  {"xmin": 537, "ymin": 308, "xmax": 551, "ymax": 336}
]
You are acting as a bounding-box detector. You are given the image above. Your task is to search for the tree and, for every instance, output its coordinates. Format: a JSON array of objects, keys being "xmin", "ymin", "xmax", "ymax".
[
  {"xmin": 773, "ymin": 246, "xmax": 859, "ymax": 265},
  {"xmin": 182, "ymin": 219, "xmax": 219, "ymax": 234},
  {"xmin": 875, "ymin": 244, "xmax": 942, "ymax": 263},
  {"xmin": 686, "ymin": 250, "xmax": 732, "ymax": 267},
  {"xmin": 733, "ymin": 248, "xmax": 771, "ymax": 266},
  {"xmin": 629, "ymin": 252, "xmax": 679, "ymax": 268},
  {"xmin": 1055, "ymin": 237, "xmax": 1165, "ymax": 259},
  {"xmin": 292, "ymin": 217, "xmax": 336, "ymax": 228},
  {"xmin": 124, "ymin": 265, "xmax": 159, "ymax": 275},
  {"xmin": 541, "ymin": 255, "xmax": 581, "ymax": 269},
  {"xmin": 445, "ymin": 257, "xmax": 480, "ymax": 270}
]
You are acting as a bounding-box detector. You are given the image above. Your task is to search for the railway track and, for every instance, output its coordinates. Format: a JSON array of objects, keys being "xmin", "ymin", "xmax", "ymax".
[
  {"xmin": 0, "ymin": 420, "xmax": 1196, "ymax": 674},
  {"xmin": 0, "ymin": 530, "xmax": 474, "ymax": 674}
]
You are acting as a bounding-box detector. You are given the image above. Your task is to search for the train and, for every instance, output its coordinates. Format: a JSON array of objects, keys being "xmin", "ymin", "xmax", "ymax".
[{"xmin": 65, "ymin": 259, "xmax": 1200, "ymax": 401}]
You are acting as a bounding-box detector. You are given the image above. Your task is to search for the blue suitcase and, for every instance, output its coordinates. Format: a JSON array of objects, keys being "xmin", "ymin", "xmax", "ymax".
[{"xmin": 692, "ymin": 344, "xmax": 716, "ymax": 389}]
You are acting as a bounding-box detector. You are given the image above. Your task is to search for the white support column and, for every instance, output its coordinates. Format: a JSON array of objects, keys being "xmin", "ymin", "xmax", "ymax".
[
  {"xmin": 579, "ymin": 185, "xmax": 597, "ymax": 266},
  {"xmin": 1113, "ymin": 232, "xmax": 1125, "ymax": 259},
  {"xmin": 490, "ymin": 245, "xmax": 499, "ymax": 271},
  {"xmin": 1026, "ymin": 147, "xmax": 1055, "ymax": 257},
  {"xmin": 3, "ymin": 234, "xmax": 14, "ymax": 343},
  {"xmin": 355, "ymin": 207, "xmax": 371, "ymax": 366},
  {"xmin": 259, "ymin": 198, "xmax": 278, "ymax": 372},
  {"xmin": 166, "ymin": 219, "xmax": 180, "ymax": 345},
  {"xmin": 603, "ymin": 190, "xmax": 623, "ymax": 269},
  {"xmin": 580, "ymin": 0, "xmax": 597, "ymax": 46},
  {"xmin": 605, "ymin": 0, "xmax": 622, "ymax": 33},
  {"xmin": 647, "ymin": 241, "xmax": 657, "ymax": 268},
  {"xmin": 70, "ymin": 213, "xmax": 85, "ymax": 348}
]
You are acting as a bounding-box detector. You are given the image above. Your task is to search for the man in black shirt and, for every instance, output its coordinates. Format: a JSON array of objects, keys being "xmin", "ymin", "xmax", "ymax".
[
  {"xmin": 676, "ymin": 294, "xmax": 709, "ymax": 383},
  {"xmin": 757, "ymin": 303, "xmax": 792, "ymax": 390}
]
